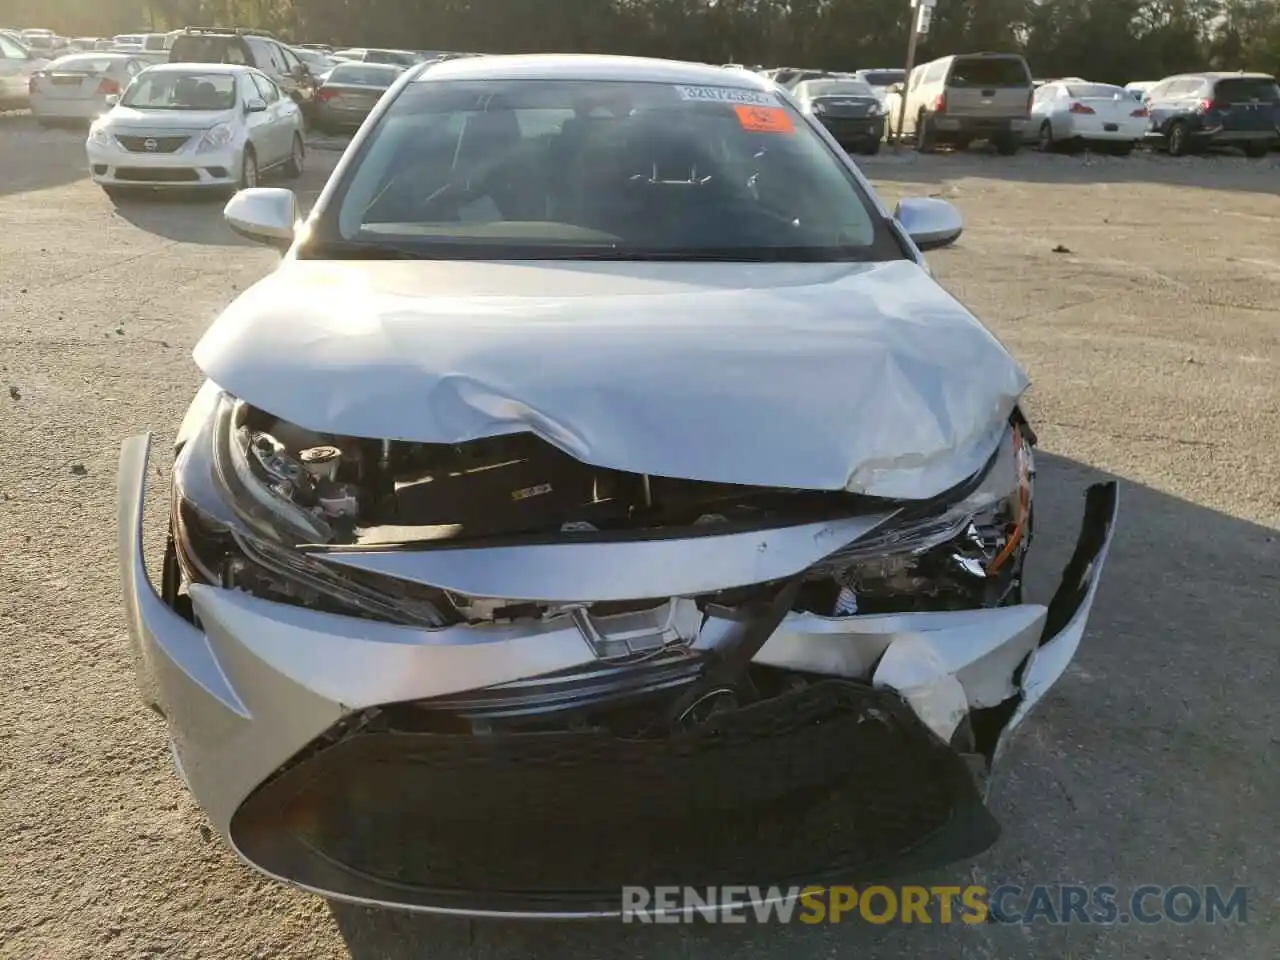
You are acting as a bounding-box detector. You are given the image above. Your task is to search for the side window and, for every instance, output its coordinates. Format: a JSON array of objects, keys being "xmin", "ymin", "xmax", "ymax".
[
  {"xmin": 265, "ymin": 41, "xmax": 288, "ymax": 76},
  {"xmin": 126, "ymin": 59, "xmax": 142, "ymax": 76},
  {"xmin": 923, "ymin": 61, "xmax": 946, "ymax": 84},
  {"xmin": 278, "ymin": 44, "xmax": 301, "ymax": 75},
  {"xmin": 908, "ymin": 66, "xmax": 924, "ymax": 91},
  {"xmin": 251, "ymin": 72, "xmax": 279, "ymax": 104},
  {"xmin": 0, "ymin": 35, "xmax": 25, "ymax": 59},
  {"xmin": 244, "ymin": 37, "xmax": 271, "ymax": 71}
]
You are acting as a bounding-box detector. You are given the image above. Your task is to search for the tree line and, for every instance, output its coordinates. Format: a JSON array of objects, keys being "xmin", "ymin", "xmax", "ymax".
[{"xmin": 14, "ymin": 0, "xmax": 1280, "ymax": 85}]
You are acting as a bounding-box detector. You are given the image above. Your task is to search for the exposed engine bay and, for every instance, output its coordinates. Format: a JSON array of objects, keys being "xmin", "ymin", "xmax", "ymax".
[{"xmin": 173, "ymin": 395, "xmax": 1036, "ymax": 648}]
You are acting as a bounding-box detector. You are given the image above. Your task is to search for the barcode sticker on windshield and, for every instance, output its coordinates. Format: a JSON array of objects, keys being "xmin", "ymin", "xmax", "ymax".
[
  {"xmin": 733, "ymin": 105, "xmax": 795, "ymax": 133},
  {"xmin": 675, "ymin": 85, "xmax": 777, "ymax": 106}
]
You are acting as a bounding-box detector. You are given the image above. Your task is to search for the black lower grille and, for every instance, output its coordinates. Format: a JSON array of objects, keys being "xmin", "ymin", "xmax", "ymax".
[
  {"xmin": 116, "ymin": 135, "xmax": 189, "ymax": 153},
  {"xmin": 231, "ymin": 680, "xmax": 998, "ymax": 915},
  {"xmin": 113, "ymin": 167, "xmax": 200, "ymax": 182}
]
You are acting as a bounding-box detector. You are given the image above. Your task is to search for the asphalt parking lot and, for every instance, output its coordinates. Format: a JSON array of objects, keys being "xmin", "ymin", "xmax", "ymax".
[{"xmin": 1, "ymin": 116, "xmax": 1277, "ymax": 959}]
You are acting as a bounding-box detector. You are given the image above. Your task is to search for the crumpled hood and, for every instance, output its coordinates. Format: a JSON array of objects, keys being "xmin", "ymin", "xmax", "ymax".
[{"xmin": 193, "ymin": 258, "xmax": 1029, "ymax": 499}]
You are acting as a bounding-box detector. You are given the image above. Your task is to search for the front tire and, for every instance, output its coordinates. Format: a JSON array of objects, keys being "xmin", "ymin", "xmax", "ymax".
[
  {"xmin": 857, "ymin": 139, "xmax": 881, "ymax": 156},
  {"xmin": 995, "ymin": 134, "xmax": 1020, "ymax": 156},
  {"xmin": 1166, "ymin": 120, "xmax": 1190, "ymax": 156},
  {"xmin": 239, "ymin": 147, "xmax": 259, "ymax": 190},
  {"xmin": 1242, "ymin": 141, "xmax": 1268, "ymax": 158},
  {"xmin": 284, "ymin": 133, "xmax": 304, "ymax": 178}
]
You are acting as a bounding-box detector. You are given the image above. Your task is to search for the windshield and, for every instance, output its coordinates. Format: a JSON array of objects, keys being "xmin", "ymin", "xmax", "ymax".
[
  {"xmin": 858, "ymin": 71, "xmax": 903, "ymax": 87},
  {"xmin": 328, "ymin": 63, "xmax": 401, "ymax": 86},
  {"xmin": 314, "ymin": 78, "xmax": 899, "ymax": 262},
  {"xmin": 295, "ymin": 49, "xmax": 332, "ymax": 70},
  {"xmin": 1065, "ymin": 83, "xmax": 1124, "ymax": 99},
  {"xmin": 948, "ymin": 57, "xmax": 1030, "ymax": 88},
  {"xmin": 121, "ymin": 72, "xmax": 237, "ymax": 110},
  {"xmin": 800, "ymin": 79, "xmax": 876, "ymax": 99}
]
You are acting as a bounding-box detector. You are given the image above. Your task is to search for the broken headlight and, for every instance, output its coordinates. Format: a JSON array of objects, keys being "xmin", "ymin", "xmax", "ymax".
[
  {"xmin": 170, "ymin": 392, "xmax": 451, "ymax": 627},
  {"xmin": 808, "ymin": 420, "xmax": 1034, "ymax": 612}
]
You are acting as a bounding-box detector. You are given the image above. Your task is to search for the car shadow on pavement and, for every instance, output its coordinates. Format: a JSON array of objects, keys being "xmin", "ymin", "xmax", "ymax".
[
  {"xmin": 0, "ymin": 114, "xmax": 91, "ymax": 197},
  {"xmin": 862, "ymin": 144, "xmax": 1280, "ymax": 195},
  {"xmin": 325, "ymin": 451, "xmax": 1278, "ymax": 960},
  {"xmin": 107, "ymin": 191, "xmax": 259, "ymax": 246}
]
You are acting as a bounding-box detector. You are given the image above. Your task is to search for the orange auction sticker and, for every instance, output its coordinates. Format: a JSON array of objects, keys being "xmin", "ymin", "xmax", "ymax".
[{"xmin": 734, "ymin": 105, "xmax": 794, "ymax": 133}]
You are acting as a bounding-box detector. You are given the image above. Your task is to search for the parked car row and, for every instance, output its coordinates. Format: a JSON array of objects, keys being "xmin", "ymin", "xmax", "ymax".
[{"xmin": 744, "ymin": 56, "xmax": 1279, "ymax": 158}]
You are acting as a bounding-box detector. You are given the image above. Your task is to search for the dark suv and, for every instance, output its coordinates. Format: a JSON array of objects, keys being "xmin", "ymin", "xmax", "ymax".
[
  {"xmin": 1144, "ymin": 72, "xmax": 1280, "ymax": 157},
  {"xmin": 168, "ymin": 27, "xmax": 318, "ymax": 119}
]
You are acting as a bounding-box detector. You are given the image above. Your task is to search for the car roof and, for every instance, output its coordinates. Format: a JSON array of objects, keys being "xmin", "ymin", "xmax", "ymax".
[
  {"xmin": 140, "ymin": 62, "xmax": 252, "ymax": 74},
  {"xmin": 413, "ymin": 53, "xmax": 776, "ymax": 89},
  {"xmin": 53, "ymin": 51, "xmax": 138, "ymax": 61},
  {"xmin": 329, "ymin": 61, "xmax": 401, "ymax": 71}
]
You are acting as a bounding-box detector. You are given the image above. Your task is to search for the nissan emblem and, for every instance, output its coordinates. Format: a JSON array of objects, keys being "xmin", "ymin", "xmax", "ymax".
[{"xmin": 143, "ymin": 138, "xmax": 158, "ymax": 152}]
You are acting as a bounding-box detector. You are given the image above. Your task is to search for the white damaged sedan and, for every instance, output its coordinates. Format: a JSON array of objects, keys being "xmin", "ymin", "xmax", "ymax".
[{"xmin": 118, "ymin": 54, "xmax": 1117, "ymax": 918}]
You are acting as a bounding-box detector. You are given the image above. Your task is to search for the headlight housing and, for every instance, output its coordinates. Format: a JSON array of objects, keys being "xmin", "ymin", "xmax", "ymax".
[
  {"xmin": 197, "ymin": 121, "xmax": 235, "ymax": 151},
  {"xmin": 86, "ymin": 124, "xmax": 113, "ymax": 147},
  {"xmin": 173, "ymin": 394, "xmax": 452, "ymax": 627},
  {"xmin": 807, "ymin": 420, "xmax": 1035, "ymax": 611}
]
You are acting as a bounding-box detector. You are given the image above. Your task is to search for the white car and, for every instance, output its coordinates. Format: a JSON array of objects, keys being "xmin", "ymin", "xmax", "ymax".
[
  {"xmin": 29, "ymin": 52, "xmax": 148, "ymax": 125},
  {"xmin": 86, "ymin": 63, "xmax": 305, "ymax": 198},
  {"xmin": 118, "ymin": 54, "xmax": 1118, "ymax": 918},
  {"xmin": 1029, "ymin": 79, "xmax": 1149, "ymax": 154},
  {"xmin": 0, "ymin": 31, "xmax": 48, "ymax": 110}
]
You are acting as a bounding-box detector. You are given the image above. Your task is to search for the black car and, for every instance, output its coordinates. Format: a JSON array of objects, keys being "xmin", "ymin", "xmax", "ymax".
[
  {"xmin": 791, "ymin": 76, "xmax": 886, "ymax": 154},
  {"xmin": 168, "ymin": 26, "xmax": 319, "ymax": 120},
  {"xmin": 1144, "ymin": 71, "xmax": 1280, "ymax": 157},
  {"xmin": 313, "ymin": 61, "xmax": 403, "ymax": 134}
]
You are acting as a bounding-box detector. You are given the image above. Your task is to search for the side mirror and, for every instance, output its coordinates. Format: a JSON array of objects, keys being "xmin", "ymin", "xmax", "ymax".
[
  {"xmin": 895, "ymin": 197, "xmax": 963, "ymax": 251},
  {"xmin": 888, "ymin": 83, "xmax": 904, "ymax": 94},
  {"xmin": 245, "ymin": 97, "xmax": 267, "ymax": 113},
  {"xmin": 105, "ymin": 93, "xmax": 120, "ymax": 106},
  {"xmin": 224, "ymin": 187, "xmax": 298, "ymax": 250}
]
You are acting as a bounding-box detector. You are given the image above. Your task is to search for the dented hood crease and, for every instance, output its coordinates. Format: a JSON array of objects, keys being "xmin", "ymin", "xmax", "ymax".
[{"xmin": 193, "ymin": 259, "xmax": 1029, "ymax": 499}]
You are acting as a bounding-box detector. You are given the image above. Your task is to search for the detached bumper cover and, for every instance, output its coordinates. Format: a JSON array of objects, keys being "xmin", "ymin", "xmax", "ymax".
[{"xmin": 118, "ymin": 434, "xmax": 1118, "ymax": 918}]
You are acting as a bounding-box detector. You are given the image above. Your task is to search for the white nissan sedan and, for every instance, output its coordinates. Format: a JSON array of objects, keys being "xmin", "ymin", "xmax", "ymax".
[
  {"xmin": 86, "ymin": 63, "xmax": 304, "ymax": 198},
  {"xmin": 119, "ymin": 54, "xmax": 1117, "ymax": 919}
]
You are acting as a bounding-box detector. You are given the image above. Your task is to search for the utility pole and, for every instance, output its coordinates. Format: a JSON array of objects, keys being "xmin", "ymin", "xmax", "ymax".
[{"xmin": 893, "ymin": 0, "xmax": 935, "ymax": 150}]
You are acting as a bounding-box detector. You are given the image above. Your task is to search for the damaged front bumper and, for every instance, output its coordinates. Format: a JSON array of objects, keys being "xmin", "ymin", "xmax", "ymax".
[{"xmin": 118, "ymin": 434, "xmax": 1118, "ymax": 919}]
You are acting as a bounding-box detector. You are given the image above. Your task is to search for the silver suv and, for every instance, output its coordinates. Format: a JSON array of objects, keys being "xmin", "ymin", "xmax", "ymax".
[{"xmin": 887, "ymin": 52, "xmax": 1034, "ymax": 154}]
